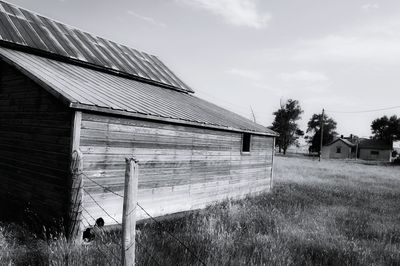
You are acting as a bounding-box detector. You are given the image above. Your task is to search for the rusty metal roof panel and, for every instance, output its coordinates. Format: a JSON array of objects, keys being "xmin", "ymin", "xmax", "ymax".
[
  {"xmin": 0, "ymin": 47, "xmax": 276, "ymax": 136},
  {"xmin": 0, "ymin": 0, "xmax": 193, "ymax": 93}
]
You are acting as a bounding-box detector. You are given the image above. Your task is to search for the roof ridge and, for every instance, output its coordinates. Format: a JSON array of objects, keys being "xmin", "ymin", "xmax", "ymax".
[
  {"xmin": 0, "ymin": 0, "xmax": 194, "ymax": 93},
  {"xmin": 1, "ymin": 0, "xmax": 159, "ymax": 57},
  {"xmin": 326, "ymin": 138, "xmax": 355, "ymax": 147}
]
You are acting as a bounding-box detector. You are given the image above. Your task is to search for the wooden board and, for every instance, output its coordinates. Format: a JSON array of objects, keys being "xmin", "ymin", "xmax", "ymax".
[{"xmin": 79, "ymin": 112, "xmax": 274, "ymax": 225}]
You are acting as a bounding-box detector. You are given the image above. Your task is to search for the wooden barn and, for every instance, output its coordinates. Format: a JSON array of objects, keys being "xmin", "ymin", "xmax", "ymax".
[{"xmin": 0, "ymin": 1, "xmax": 277, "ymax": 230}]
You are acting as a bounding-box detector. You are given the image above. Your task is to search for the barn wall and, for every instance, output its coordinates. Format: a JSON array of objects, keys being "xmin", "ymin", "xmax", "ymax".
[
  {"xmin": 359, "ymin": 149, "xmax": 391, "ymax": 162},
  {"xmin": 79, "ymin": 113, "xmax": 273, "ymax": 225},
  {"xmin": 0, "ymin": 62, "xmax": 72, "ymax": 222}
]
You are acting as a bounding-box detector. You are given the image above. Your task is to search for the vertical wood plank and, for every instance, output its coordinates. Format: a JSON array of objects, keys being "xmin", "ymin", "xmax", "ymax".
[
  {"xmin": 68, "ymin": 111, "xmax": 83, "ymax": 242},
  {"xmin": 122, "ymin": 157, "xmax": 139, "ymax": 266},
  {"xmin": 68, "ymin": 149, "xmax": 83, "ymax": 242},
  {"xmin": 71, "ymin": 111, "xmax": 82, "ymax": 152}
]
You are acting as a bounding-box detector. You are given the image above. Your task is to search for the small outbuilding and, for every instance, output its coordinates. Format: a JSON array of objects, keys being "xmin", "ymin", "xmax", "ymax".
[
  {"xmin": 0, "ymin": 1, "xmax": 277, "ymax": 230},
  {"xmin": 321, "ymin": 138, "xmax": 356, "ymax": 159},
  {"xmin": 358, "ymin": 139, "xmax": 393, "ymax": 162}
]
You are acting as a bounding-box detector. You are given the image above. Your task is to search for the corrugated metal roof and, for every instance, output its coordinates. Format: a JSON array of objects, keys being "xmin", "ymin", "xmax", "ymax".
[
  {"xmin": 0, "ymin": 0, "xmax": 193, "ymax": 93},
  {"xmin": 0, "ymin": 47, "xmax": 276, "ymax": 136},
  {"xmin": 359, "ymin": 139, "xmax": 392, "ymax": 150}
]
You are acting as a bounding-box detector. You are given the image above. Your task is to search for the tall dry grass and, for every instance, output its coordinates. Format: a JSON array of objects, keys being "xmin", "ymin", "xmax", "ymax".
[{"xmin": 1, "ymin": 156, "xmax": 400, "ymax": 265}]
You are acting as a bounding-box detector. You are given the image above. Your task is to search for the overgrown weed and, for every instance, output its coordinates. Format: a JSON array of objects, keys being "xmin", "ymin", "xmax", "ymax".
[{"xmin": 1, "ymin": 156, "xmax": 400, "ymax": 265}]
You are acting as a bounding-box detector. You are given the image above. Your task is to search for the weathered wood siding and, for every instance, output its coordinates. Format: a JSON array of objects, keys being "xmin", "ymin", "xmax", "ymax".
[
  {"xmin": 80, "ymin": 113, "xmax": 273, "ymax": 225},
  {"xmin": 0, "ymin": 62, "xmax": 72, "ymax": 222},
  {"xmin": 359, "ymin": 149, "xmax": 392, "ymax": 162}
]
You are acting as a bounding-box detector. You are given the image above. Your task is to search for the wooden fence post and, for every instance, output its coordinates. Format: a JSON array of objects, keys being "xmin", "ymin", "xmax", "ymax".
[
  {"xmin": 122, "ymin": 157, "xmax": 139, "ymax": 266},
  {"xmin": 68, "ymin": 149, "xmax": 84, "ymax": 243}
]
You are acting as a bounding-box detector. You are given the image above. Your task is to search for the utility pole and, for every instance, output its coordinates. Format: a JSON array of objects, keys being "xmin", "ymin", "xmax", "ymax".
[
  {"xmin": 319, "ymin": 108, "xmax": 325, "ymax": 162},
  {"xmin": 250, "ymin": 106, "xmax": 256, "ymax": 123},
  {"xmin": 355, "ymin": 141, "xmax": 359, "ymax": 160}
]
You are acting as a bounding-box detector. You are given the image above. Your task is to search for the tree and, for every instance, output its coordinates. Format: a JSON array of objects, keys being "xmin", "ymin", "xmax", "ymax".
[
  {"xmin": 270, "ymin": 99, "xmax": 303, "ymax": 155},
  {"xmin": 371, "ymin": 115, "xmax": 400, "ymax": 142},
  {"xmin": 307, "ymin": 113, "xmax": 337, "ymax": 153}
]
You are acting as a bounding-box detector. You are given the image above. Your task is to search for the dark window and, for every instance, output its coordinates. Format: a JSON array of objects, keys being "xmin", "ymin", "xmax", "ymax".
[
  {"xmin": 336, "ymin": 147, "xmax": 341, "ymax": 153},
  {"xmin": 371, "ymin": 150, "xmax": 379, "ymax": 155},
  {"xmin": 242, "ymin": 133, "xmax": 251, "ymax": 152}
]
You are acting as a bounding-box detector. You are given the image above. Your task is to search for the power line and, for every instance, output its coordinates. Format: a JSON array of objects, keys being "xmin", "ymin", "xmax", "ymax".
[
  {"xmin": 195, "ymin": 90, "xmax": 272, "ymax": 119},
  {"xmin": 326, "ymin": 105, "xmax": 400, "ymax": 114}
]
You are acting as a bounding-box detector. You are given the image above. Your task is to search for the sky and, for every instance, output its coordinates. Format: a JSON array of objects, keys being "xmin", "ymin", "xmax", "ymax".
[{"xmin": 6, "ymin": 0, "xmax": 400, "ymax": 138}]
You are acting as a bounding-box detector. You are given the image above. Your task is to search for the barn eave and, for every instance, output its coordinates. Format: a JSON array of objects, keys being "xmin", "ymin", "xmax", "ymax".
[
  {"xmin": 0, "ymin": 47, "xmax": 277, "ymax": 137},
  {"xmin": 70, "ymin": 102, "xmax": 277, "ymax": 137}
]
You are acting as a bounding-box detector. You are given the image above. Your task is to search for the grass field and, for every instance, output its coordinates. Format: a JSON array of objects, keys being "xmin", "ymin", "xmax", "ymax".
[{"xmin": 1, "ymin": 156, "xmax": 400, "ymax": 265}]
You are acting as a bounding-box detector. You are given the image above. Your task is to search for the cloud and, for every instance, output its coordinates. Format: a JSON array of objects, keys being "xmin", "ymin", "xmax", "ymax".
[
  {"xmin": 127, "ymin": 10, "xmax": 166, "ymax": 28},
  {"xmin": 177, "ymin": 0, "xmax": 270, "ymax": 29},
  {"xmin": 257, "ymin": 17, "xmax": 400, "ymax": 66},
  {"xmin": 279, "ymin": 71, "xmax": 329, "ymax": 83},
  {"xmin": 292, "ymin": 34, "xmax": 400, "ymax": 64},
  {"xmin": 361, "ymin": 3, "xmax": 379, "ymax": 10},
  {"xmin": 226, "ymin": 68, "xmax": 262, "ymax": 80}
]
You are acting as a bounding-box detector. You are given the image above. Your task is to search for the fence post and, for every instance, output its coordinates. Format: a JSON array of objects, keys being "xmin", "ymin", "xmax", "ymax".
[
  {"xmin": 68, "ymin": 149, "xmax": 84, "ymax": 243},
  {"xmin": 122, "ymin": 157, "xmax": 139, "ymax": 266}
]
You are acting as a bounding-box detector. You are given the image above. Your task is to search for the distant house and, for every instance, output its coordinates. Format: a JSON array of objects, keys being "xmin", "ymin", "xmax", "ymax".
[
  {"xmin": 358, "ymin": 139, "xmax": 393, "ymax": 162},
  {"xmin": 322, "ymin": 136, "xmax": 393, "ymax": 162},
  {"xmin": 321, "ymin": 137, "xmax": 356, "ymax": 159}
]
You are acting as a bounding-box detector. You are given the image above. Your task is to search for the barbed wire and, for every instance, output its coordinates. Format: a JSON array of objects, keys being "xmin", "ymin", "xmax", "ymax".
[
  {"xmin": 81, "ymin": 206, "xmax": 122, "ymax": 249},
  {"xmin": 83, "ymin": 187, "xmax": 121, "ymax": 226},
  {"xmin": 82, "ymin": 203, "xmax": 162, "ymax": 265},
  {"xmin": 79, "ymin": 218, "xmax": 121, "ymax": 264},
  {"xmin": 80, "ymin": 171, "xmax": 206, "ymax": 265},
  {"xmin": 82, "ymin": 172, "xmax": 124, "ymax": 198},
  {"xmin": 135, "ymin": 239, "xmax": 162, "ymax": 266},
  {"xmin": 137, "ymin": 203, "xmax": 206, "ymax": 266}
]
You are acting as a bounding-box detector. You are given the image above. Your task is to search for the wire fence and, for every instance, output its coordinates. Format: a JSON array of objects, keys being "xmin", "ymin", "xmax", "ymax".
[{"xmin": 79, "ymin": 171, "xmax": 206, "ymax": 265}]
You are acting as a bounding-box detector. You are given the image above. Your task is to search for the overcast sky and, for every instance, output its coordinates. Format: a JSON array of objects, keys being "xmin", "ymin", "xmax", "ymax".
[{"xmin": 7, "ymin": 0, "xmax": 400, "ymax": 137}]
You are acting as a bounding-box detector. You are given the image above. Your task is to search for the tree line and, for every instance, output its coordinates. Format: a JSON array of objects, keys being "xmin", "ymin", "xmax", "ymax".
[{"xmin": 269, "ymin": 99, "xmax": 400, "ymax": 155}]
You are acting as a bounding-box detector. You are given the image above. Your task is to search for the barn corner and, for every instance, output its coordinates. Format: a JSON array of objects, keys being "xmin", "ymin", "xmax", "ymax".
[{"xmin": 0, "ymin": 0, "xmax": 278, "ymax": 230}]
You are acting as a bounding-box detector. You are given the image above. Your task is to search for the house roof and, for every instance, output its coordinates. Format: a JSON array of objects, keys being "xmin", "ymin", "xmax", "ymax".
[
  {"xmin": 0, "ymin": 47, "xmax": 277, "ymax": 136},
  {"xmin": 0, "ymin": 0, "xmax": 193, "ymax": 93},
  {"xmin": 358, "ymin": 139, "xmax": 392, "ymax": 150},
  {"xmin": 326, "ymin": 138, "xmax": 356, "ymax": 147}
]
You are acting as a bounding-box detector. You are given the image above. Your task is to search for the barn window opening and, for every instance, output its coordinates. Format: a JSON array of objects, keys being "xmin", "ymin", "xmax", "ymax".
[
  {"xmin": 371, "ymin": 150, "xmax": 379, "ymax": 155},
  {"xmin": 336, "ymin": 147, "xmax": 341, "ymax": 153},
  {"xmin": 242, "ymin": 133, "xmax": 251, "ymax": 152}
]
